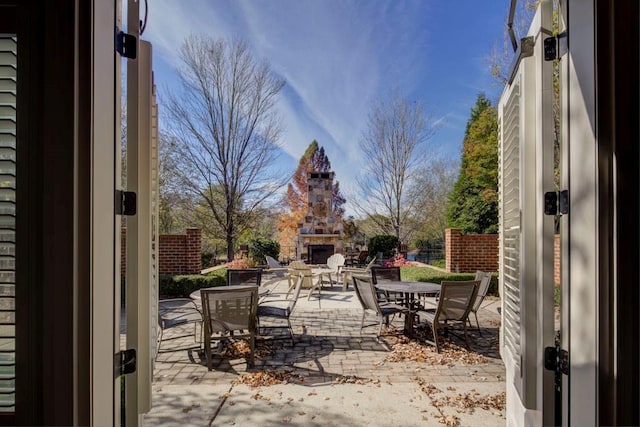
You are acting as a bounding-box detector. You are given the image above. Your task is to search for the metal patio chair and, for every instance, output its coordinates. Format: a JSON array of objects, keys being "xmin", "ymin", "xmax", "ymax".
[
  {"xmin": 226, "ymin": 268, "xmax": 262, "ymax": 287},
  {"xmin": 352, "ymin": 274, "xmax": 408, "ymax": 340},
  {"xmin": 157, "ymin": 298, "xmax": 203, "ymax": 359},
  {"xmin": 200, "ymin": 285, "xmax": 259, "ymax": 370},
  {"xmin": 257, "ymin": 273, "xmax": 304, "ymax": 342},
  {"xmin": 468, "ymin": 271, "xmax": 493, "ymax": 335},
  {"xmin": 415, "ymin": 280, "xmax": 479, "ymax": 353}
]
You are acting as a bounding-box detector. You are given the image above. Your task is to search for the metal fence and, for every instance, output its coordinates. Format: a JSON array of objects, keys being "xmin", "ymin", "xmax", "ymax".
[{"xmin": 413, "ymin": 239, "xmax": 445, "ymax": 264}]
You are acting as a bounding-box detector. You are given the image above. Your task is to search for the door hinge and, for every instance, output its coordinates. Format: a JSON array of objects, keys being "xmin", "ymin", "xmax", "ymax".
[
  {"xmin": 115, "ymin": 30, "xmax": 137, "ymax": 59},
  {"xmin": 115, "ymin": 190, "xmax": 137, "ymax": 216},
  {"xmin": 544, "ymin": 190, "xmax": 569, "ymax": 216},
  {"xmin": 544, "ymin": 346, "xmax": 569, "ymax": 375},
  {"xmin": 115, "ymin": 349, "xmax": 137, "ymax": 378},
  {"xmin": 544, "ymin": 32, "xmax": 568, "ymax": 61}
]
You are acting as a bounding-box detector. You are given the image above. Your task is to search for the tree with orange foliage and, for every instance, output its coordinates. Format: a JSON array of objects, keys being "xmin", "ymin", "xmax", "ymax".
[{"xmin": 277, "ymin": 141, "xmax": 345, "ymax": 257}]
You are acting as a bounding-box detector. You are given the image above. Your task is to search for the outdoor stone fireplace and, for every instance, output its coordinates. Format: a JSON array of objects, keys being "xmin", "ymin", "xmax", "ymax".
[{"xmin": 297, "ymin": 171, "xmax": 344, "ymax": 263}]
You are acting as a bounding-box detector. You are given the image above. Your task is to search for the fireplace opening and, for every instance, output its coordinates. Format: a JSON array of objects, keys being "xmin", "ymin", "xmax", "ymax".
[{"xmin": 308, "ymin": 244, "xmax": 334, "ymax": 265}]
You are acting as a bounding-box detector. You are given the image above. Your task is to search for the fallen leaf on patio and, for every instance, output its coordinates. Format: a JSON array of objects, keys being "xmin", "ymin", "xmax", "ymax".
[
  {"xmin": 385, "ymin": 337, "xmax": 489, "ymax": 365},
  {"xmin": 333, "ymin": 375, "xmax": 378, "ymax": 385},
  {"xmin": 234, "ymin": 370, "xmax": 301, "ymax": 387},
  {"xmin": 307, "ymin": 391, "xmax": 317, "ymax": 396}
]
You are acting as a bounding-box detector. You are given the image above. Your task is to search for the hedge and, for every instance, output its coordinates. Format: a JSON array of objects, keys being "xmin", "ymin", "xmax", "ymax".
[{"xmin": 159, "ymin": 269, "xmax": 227, "ymax": 298}]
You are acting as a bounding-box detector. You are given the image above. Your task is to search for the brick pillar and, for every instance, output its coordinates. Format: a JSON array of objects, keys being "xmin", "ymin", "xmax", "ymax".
[
  {"xmin": 186, "ymin": 228, "xmax": 202, "ymax": 274},
  {"xmin": 445, "ymin": 228, "xmax": 462, "ymax": 272}
]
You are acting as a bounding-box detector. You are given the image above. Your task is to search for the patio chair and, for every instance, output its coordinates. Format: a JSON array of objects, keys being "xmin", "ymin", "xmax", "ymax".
[
  {"xmin": 264, "ymin": 255, "xmax": 287, "ymax": 279},
  {"xmin": 265, "ymin": 255, "xmax": 281, "ymax": 268},
  {"xmin": 370, "ymin": 266, "xmax": 403, "ymax": 304},
  {"xmin": 468, "ymin": 271, "xmax": 493, "ymax": 335},
  {"xmin": 286, "ymin": 260, "xmax": 320, "ymax": 300},
  {"xmin": 319, "ymin": 253, "xmax": 345, "ymax": 287},
  {"xmin": 200, "ymin": 285, "xmax": 259, "ymax": 370},
  {"xmin": 352, "ymin": 274, "xmax": 408, "ymax": 339},
  {"xmin": 227, "ymin": 268, "xmax": 262, "ymax": 287},
  {"xmin": 415, "ymin": 280, "xmax": 480, "ymax": 353},
  {"xmin": 257, "ymin": 273, "xmax": 304, "ymax": 342},
  {"xmin": 340, "ymin": 256, "xmax": 376, "ymax": 291},
  {"xmin": 354, "ymin": 251, "xmax": 369, "ymax": 266},
  {"xmin": 157, "ymin": 298, "xmax": 203, "ymax": 359}
]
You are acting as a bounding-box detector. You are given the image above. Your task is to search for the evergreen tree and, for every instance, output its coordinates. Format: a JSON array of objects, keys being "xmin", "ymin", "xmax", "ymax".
[{"xmin": 446, "ymin": 94, "xmax": 499, "ymax": 234}]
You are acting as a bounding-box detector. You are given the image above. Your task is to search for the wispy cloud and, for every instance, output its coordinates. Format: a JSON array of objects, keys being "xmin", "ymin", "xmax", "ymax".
[
  {"xmin": 144, "ymin": 0, "xmax": 434, "ymax": 186},
  {"xmin": 143, "ymin": 0, "xmax": 508, "ymax": 214}
]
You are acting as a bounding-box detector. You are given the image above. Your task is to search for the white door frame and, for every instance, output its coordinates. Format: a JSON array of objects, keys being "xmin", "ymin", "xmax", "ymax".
[
  {"xmin": 560, "ymin": 0, "xmax": 598, "ymax": 425},
  {"xmin": 91, "ymin": 0, "xmax": 118, "ymax": 424}
]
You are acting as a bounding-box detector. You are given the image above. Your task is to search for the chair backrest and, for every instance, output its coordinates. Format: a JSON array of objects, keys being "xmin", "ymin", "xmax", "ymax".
[
  {"xmin": 288, "ymin": 260, "xmax": 314, "ymax": 287},
  {"xmin": 471, "ymin": 271, "xmax": 493, "ymax": 312},
  {"xmin": 356, "ymin": 251, "xmax": 369, "ymax": 264},
  {"xmin": 352, "ymin": 274, "xmax": 382, "ymax": 314},
  {"xmin": 265, "ymin": 255, "xmax": 281, "ymax": 269},
  {"xmin": 326, "ymin": 253, "xmax": 345, "ymax": 270},
  {"xmin": 200, "ymin": 285, "xmax": 258, "ymax": 334},
  {"xmin": 227, "ymin": 268, "xmax": 262, "ymax": 287},
  {"xmin": 370, "ymin": 266, "xmax": 401, "ymax": 283},
  {"xmin": 435, "ymin": 281, "xmax": 480, "ymax": 322},
  {"xmin": 288, "ymin": 260, "xmax": 306, "ymax": 270}
]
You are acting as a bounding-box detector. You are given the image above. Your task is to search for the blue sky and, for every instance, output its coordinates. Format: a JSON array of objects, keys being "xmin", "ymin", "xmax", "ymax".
[{"xmin": 141, "ymin": 0, "xmax": 509, "ymax": 203}]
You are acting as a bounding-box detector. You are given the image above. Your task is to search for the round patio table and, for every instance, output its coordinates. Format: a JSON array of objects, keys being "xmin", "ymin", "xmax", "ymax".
[
  {"xmin": 375, "ymin": 281, "xmax": 440, "ymax": 337},
  {"xmin": 190, "ymin": 285, "xmax": 269, "ymax": 300}
]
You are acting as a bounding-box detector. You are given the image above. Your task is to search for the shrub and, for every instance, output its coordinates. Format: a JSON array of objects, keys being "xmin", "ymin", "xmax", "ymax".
[
  {"xmin": 382, "ymin": 253, "xmax": 417, "ymax": 267},
  {"xmin": 248, "ymin": 238, "xmax": 280, "ymax": 264},
  {"xmin": 368, "ymin": 235, "xmax": 399, "ymax": 259},
  {"xmin": 226, "ymin": 254, "xmax": 258, "ymax": 269},
  {"xmin": 159, "ymin": 271, "xmax": 226, "ymax": 298}
]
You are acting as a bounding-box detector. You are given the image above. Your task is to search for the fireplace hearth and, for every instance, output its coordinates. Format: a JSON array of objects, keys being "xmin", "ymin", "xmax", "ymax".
[{"xmin": 308, "ymin": 244, "xmax": 334, "ymax": 265}]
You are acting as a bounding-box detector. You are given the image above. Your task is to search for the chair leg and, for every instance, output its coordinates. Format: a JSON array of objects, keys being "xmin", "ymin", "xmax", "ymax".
[
  {"xmin": 205, "ymin": 336, "xmax": 212, "ymax": 371},
  {"xmin": 463, "ymin": 322, "xmax": 471, "ymax": 350},
  {"xmin": 248, "ymin": 333, "xmax": 255, "ymax": 368},
  {"xmin": 287, "ymin": 318, "xmax": 295, "ymax": 344},
  {"xmin": 156, "ymin": 328, "xmax": 164, "ymax": 361},
  {"xmin": 360, "ymin": 311, "xmax": 366, "ymax": 335},
  {"xmin": 377, "ymin": 316, "xmax": 384, "ymax": 338},
  {"xmin": 474, "ymin": 312, "xmax": 482, "ymax": 336},
  {"xmin": 432, "ymin": 323, "xmax": 440, "ymax": 353}
]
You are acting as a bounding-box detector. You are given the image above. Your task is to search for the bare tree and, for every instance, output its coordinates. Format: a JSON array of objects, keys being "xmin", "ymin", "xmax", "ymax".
[
  {"xmin": 353, "ymin": 95, "xmax": 434, "ymax": 249},
  {"xmin": 488, "ymin": 1, "xmax": 538, "ymax": 85},
  {"xmin": 165, "ymin": 35, "xmax": 285, "ymax": 260},
  {"xmin": 408, "ymin": 158, "xmax": 457, "ymax": 244}
]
